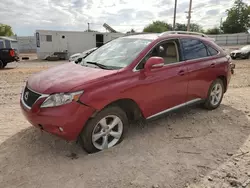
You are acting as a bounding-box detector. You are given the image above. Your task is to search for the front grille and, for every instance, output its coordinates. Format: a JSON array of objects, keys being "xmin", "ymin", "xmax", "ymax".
[{"xmin": 22, "ymin": 87, "xmax": 41, "ymax": 107}]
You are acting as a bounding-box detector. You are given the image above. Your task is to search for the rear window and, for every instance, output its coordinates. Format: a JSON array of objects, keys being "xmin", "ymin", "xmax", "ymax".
[
  {"xmin": 180, "ymin": 38, "xmax": 209, "ymax": 60},
  {"xmin": 206, "ymin": 45, "xmax": 219, "ymax": 56}
]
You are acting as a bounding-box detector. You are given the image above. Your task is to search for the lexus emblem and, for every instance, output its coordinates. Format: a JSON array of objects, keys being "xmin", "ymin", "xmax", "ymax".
[{"xmin": 24, "ymin": 91, "xmax": 29, "ymax": 101}]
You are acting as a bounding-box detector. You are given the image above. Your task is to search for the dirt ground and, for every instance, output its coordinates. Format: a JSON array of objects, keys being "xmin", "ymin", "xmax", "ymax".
[{"xmin": 0, "ymin": 58, "xmax": 250, "ymax": 188}]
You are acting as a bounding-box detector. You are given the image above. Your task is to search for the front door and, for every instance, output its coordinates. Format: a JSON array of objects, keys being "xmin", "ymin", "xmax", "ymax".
[{"xmin": 131, "ymin": 39, "xmax": 189, "ymax": 118}]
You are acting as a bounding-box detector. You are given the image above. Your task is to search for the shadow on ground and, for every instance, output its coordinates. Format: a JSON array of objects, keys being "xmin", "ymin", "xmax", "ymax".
[
  {"xmin": 0, "ymin": 104, "xmax": 249, "ymax": 188},
  {"xmin": 0, "ymin": 67, "xmax": 15, "ymax": 71}
]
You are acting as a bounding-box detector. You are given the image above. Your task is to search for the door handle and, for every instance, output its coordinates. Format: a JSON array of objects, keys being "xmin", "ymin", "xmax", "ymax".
[
  {"xmin": 210, "ymin": 63, "xmax": 215, "ymax": 68},
  {"xmin": 178, "ymin": 70, "xmax": 185, "ymax": 76}
]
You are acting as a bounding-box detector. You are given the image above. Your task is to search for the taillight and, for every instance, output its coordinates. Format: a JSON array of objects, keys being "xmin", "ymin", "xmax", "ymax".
[{"xmin": 9, "ymin": 49, "xmax": 15, "ymax": 57}]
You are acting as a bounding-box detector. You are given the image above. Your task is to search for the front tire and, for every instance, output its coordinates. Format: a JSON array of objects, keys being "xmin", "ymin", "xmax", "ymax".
[
  {"xmin": 79, "ymin": 106, "xmax": 128, "ymax": 153},
  {"xmin": 203, "ymin": 79, "xmax": 224, "ymax": 110}
]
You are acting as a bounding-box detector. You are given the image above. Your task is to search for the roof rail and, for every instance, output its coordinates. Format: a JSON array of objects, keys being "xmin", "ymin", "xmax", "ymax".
[
  {"xmin": 159, "ymin": 31, "xmax": 208, "ymax": 38},
  {"xmin": 124, "ymin": 32, "xmax": 154, "ymax": 36}
]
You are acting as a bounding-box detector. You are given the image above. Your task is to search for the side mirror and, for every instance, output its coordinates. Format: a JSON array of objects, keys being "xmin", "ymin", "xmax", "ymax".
[
  {"xmin": 144, "ymin": 57, "xmax": 164, "ymax": 72},
  {"xmin": 75, "ymin": 57, "xmax": 82, "ymax": 64}
]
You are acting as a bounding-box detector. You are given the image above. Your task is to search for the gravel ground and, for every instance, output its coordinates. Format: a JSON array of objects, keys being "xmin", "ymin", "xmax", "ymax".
[{"xmin": 0, "ymin": 58, "xmax": 250, "ymax": 188}]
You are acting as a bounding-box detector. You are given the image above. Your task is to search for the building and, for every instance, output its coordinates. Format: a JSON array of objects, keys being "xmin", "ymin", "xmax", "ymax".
[
  {"xmin": 16, "ymin": 36, "xmax": 36, "ymax": 53},
  {"xmin": 35, "ymin": 30, "xmax": 125, "ymax": 60}
]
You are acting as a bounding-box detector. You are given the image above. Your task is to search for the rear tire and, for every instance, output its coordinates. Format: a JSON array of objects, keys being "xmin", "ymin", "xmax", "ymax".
[
  {"xmin": 3, "ymin": 62, "xmax": 7, "ymax": 68},
  {"xmin": 0, "ymin": 60, "xmax": 4, "ymax": 69},
  {"xmin": 203, "ymin": 79, "xmax": 224, "ymax": 110},
  {"xmin": 79, "ymin": 106, "xmax": 128, "ymax": 153}
]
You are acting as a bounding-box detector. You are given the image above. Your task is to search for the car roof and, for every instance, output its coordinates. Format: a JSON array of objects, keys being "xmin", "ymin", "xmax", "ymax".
[
  {"xmin": 123, "ymin": 32, "xmax": 213, "ymax": 41},
  {"xmin": 123, "ymin": 33, "xmax": 159, "ymax": 40}
]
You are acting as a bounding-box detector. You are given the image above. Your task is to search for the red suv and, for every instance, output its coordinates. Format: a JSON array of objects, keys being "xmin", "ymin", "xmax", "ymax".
[{"xmin": 20, "ymin": 33, "xmax": 232, "ymax": 153}]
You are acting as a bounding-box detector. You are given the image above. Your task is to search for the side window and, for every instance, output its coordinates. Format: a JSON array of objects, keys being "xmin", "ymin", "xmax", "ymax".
[
  {"xmin": 5, "ymin": 40, "xmax": 11, "ymax": 48},
  {"xmin": 206, "ymin": 45, "xmax": 218, "ymax": 56},
  {"xmin": 155, "ymin": 41, "xmax": 179, "ymax": 65},
  {"xmin": 46, "ymin": 35, "xmax": 52, "ymax": 42},
  {"xmin": 136, "ymin": 40, "xmax": 180, "ymax": 70},
  {"xmin": 181, "ymin": 38, "xmax": 209, "ymax": 60},
  {"xmin": 0, "ymin": 40, "xmax": 4, "ymax": 49}
]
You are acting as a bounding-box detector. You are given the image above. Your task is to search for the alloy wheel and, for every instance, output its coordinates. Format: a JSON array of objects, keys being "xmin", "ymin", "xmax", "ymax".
[
  {"xmin": 210, "ymin": 83, "xmax": 223, "ymax": 106},
  {"xmin": 92, "ymin": 115, "xmax": 123, "ymax": 150}
]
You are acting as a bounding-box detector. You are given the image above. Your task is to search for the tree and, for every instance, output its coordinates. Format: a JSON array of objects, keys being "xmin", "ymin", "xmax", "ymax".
[
  {"xmin": 175, "ymin": 23, "xmax": 204, "ymax": 32},
  {"xmin": 221, "ymin": 0, "xmax": 250, "ymax": 33},
  {"xmin": 175, "ymin": 23, "xmax": 187, "ymax": 31},
  {"xmin": 143, "ymin": 21, "xmax": 172, "ymax": 33},
  {"xmin": 206, "ymin": 27, "xmax": 221, "ymax": 34},
  {"xmin": 0, "ymin": 24, "xmax": 14, "ymax": 36},
  {"xmin": 189, "ymin": 23, "xmax": 204, "ymax": 33},
  {"xmin": 126, "ymin": 29, "xmax": 136, "ymax": 34}
]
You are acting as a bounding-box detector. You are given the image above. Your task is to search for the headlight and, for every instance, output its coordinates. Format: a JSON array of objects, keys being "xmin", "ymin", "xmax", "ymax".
[{"xmin": 40, "ymin": 91, "xmax": 83, "ymax": 108}]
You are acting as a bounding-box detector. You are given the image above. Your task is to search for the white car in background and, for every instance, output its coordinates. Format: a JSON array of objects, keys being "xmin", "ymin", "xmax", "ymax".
[{"xmin": 69, "ymin": 47, "xmax": 97, "ymax": 62}]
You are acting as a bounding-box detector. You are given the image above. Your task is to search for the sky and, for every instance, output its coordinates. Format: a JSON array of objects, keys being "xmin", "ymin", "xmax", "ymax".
[{"xmin": 0, "ymin": 0, "xmax": 249, "ymax": 36}]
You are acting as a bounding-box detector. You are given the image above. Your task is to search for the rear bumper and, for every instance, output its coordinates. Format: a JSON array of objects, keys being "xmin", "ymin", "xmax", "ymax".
[
  {"xmin": 20, "ymin": 100, "xmax": 96, "ymax": 141},
  {"xmin": 4, "ymin": 56, "xmax": 19, "ymax": 63},
  {"xmin": 14, "ymin": 56, "xmax": 19, "ymax": 62}
]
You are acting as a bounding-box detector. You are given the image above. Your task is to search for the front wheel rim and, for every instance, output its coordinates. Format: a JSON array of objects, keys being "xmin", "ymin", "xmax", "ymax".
[
  {"xmin": 210, "ymin": 83, "xmax": 223, "ymax": 106},
  {"xmin": 92, "ymin": 115, "xmax": 123, "ymax": 150}
]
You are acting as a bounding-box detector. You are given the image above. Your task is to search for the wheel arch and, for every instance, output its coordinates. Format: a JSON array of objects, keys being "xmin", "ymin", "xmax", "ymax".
[
  {"xmin": 217, "ymin": 75, "xmax": 227, "ymax": 92},
  {"xmin": 92, "ymin": 98, "xmax": 145, "ymax": 123}
]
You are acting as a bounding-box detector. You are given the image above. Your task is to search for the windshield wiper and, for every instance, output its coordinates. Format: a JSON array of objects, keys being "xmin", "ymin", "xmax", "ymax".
[{"xmin": 86, "ymin": 61, "xmax": 113, "ymax": 70}]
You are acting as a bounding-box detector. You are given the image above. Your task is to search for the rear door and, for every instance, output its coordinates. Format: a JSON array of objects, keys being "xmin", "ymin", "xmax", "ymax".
[{"xmin": 180, "ymin": 38, "xmax": 219, "ymax": 101}]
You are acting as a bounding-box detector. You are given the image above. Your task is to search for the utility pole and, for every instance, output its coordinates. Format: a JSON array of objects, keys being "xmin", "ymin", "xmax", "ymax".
[
  {"xmin": 87, "ymin": 23, "xmax": 90, "ymax": 32},
  {"xmin": 173, "ymin": 0, "xmax": 177, "ymax": 31},
  {"xmin": 186, "ymin": 0, "xmax": 193, "ymax": 31}
]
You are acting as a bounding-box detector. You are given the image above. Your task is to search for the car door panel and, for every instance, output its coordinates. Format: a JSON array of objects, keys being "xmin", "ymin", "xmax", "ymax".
[
  {"xmin": 180, "ymin": 38, "xmax": 219, "ymax": 101},
  {"xmin": 126, "ymin": 64, "xmax": 188, "ymax": 118},
  {"xmin": 185, "ymin": 57, "xmax": 218, "ymax": 100}
]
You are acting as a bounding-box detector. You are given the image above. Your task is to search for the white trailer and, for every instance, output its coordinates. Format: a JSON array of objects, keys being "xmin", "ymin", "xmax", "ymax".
[{"xmin": 35, "ymin": 30, "xmax": 125, "ymax": 60}]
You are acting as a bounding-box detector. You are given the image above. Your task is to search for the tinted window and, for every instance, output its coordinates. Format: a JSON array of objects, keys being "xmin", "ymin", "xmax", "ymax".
[
  {"xmin": 207, "ymin": 45, "xmax": 218, "ymax": 56},
  {"xmin": 181, "ymin": 38, "xmax": 209, "ymax": 60}
]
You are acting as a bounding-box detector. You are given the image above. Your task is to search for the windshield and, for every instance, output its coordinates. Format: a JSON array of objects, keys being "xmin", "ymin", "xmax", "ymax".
[
  {"xmin": 241, "ymin": 45, "xmax": 250, "ymax": 51},
  {"xmin": 81, "ymin": 37, "xmax": 152, "ymax": 69}
]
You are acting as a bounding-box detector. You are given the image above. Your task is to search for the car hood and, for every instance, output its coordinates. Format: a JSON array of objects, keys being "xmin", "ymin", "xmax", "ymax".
[{"xmin": 27, "ymin": 63, "xmax": 118, "ymax": 94}]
